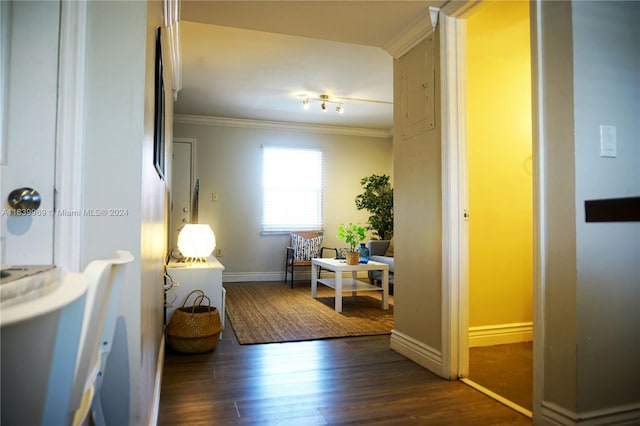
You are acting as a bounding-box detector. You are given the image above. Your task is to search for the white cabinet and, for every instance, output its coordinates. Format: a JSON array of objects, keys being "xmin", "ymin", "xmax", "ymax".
[{"xmin": 165, "ymin": 257, "xmax": 225, "ymax": 333}]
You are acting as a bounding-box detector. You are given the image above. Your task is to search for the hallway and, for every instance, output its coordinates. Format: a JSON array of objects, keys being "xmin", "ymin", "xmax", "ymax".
[{"xmin": 159, "ymin": 327, "xmax": 531, "ymax": 425}]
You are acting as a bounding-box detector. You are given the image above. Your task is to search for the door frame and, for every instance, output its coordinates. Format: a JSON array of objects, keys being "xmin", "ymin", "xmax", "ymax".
[
  {"xmin": 439, "ymin": 5, "xmax": 470, "ymax": 381},
  {"xmin": 54, "ymin": 0, "xmax": 88, "ymax": 272},
  {"xmin": 439, "ymin": 1, "xmax": 542, "ymax": 418},
  {"xmin": 170, "ymin": 137, "xmax": 197, "ymax": 249}
]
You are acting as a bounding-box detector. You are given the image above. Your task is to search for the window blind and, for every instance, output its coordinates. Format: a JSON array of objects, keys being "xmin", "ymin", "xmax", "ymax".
[{"xmin": 262, "ymin": 146, "xmax": 323, "ymax": 233}]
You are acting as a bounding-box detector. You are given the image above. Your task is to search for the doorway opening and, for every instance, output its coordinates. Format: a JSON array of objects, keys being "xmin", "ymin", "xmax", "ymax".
[{"xmin": 441, "ymin": 1, "xmax": 534, "ymax": 418}]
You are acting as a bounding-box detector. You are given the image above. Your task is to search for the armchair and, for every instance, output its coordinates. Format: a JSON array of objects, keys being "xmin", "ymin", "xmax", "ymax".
[
  {"xmin": 367, "ymin": 239, "xmax": 395, "ymax": 294},
  {"xmin": 284, "ymin": 231, "xmax": 337, "ymax": 288}
]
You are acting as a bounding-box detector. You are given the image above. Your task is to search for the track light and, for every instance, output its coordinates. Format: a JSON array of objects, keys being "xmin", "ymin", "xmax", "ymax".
[
  {"xmin": 300, "ymin": 93, "xmax": 391, "ymax": 115},
  {"xmin": 302, "ymin": 93, "xmax": 344, "ymax": 114}
]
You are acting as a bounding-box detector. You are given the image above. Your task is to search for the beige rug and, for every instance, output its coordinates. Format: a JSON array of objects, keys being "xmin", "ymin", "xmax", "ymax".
[{"xmin": 225, "ymin": 282, "xmax": 394, "ymax": 344}]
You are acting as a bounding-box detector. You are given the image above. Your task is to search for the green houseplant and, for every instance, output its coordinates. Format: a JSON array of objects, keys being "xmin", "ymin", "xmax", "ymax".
[
  {"xmin": 354, "ymin": 174, "xmax": 393, "ymax": 240},
  {"xmin": 337, "ymin": 222, "xmax": 366, "ymax": 265}
]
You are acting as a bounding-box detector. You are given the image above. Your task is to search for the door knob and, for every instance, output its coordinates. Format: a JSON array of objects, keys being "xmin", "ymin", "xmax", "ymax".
[{"xmin": 7, "ymin": 187, "xmax": 41, "ymax": 210}]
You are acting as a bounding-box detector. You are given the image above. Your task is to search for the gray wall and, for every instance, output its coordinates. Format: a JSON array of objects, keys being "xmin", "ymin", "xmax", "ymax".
[
  {"xmin": 173, "ymin": 119, "xmax": 393, "ymax": 280},
  {"xmin": 536, "ymin": 0, "xmax": 640, "ymax": 418},
  {"xmin": 391, "ymin": 35, "xmax": 443, "ymax": 351},
  {"xmin": 389, "ymin": 1, "xmax": 639, "ymax": 421},
  {"xmin": 572, "ymin": 0, "xmax": 640, "ymax": 413}
]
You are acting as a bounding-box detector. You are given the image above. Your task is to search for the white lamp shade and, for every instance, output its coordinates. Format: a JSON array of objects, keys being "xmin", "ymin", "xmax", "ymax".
[{"xmin": 177, "ymin": 224, "xmax": 216, "ymax": 259}]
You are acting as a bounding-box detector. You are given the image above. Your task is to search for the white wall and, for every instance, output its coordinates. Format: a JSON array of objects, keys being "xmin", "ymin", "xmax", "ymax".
[
  {"xmin": 81, "ymin": 1, "xmax": 167, "ymax": 424},
  {"xmin": 173, "ymin": 118, "xmax": 393, "ymax": 280}
]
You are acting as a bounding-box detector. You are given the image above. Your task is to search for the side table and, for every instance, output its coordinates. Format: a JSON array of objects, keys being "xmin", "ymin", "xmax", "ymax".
[{"xmin": 165, "ymin": 256, "xmax": 226, "ymax": 335}]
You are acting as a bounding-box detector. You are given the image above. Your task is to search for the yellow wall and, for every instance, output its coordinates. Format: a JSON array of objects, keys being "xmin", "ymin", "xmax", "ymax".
[{"xmin": 466, "ymin": 1, "xmax": 533, "ymax": 327}]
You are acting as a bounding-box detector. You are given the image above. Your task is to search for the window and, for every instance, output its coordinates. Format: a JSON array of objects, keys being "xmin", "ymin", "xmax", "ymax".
[{"xmin": 262, "ymin": 146, "xmax": 323, "ymax": 233}]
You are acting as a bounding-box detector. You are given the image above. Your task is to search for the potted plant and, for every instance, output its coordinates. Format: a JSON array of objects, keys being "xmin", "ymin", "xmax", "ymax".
[
  {"xmin": 337, "ymin": 222, "xmax": 366, "ymax": 265},
  {"xmin": 354, "ymin": 174, "xmax": 393, "ymax": 240}
]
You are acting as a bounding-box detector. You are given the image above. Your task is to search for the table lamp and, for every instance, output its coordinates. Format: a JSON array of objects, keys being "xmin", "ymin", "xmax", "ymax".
[{"xmin": 177, "ymin": 224, "xmax": 216, "ymax": 264}]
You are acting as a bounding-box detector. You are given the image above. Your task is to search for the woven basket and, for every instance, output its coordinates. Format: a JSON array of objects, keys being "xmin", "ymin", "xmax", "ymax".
[
  {"xmin": 166, "ymin": 290, "xmax": 223, "ymax": 354},
  {"xmin": 345, "ymin": 251, "xmax": 359, "ymax": 265}
]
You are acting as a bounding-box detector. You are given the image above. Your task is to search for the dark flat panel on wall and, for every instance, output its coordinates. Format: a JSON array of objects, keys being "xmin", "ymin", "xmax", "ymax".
[{"xmin": 585, "ymin": 196, "xmax": 640, "ymax": 222}]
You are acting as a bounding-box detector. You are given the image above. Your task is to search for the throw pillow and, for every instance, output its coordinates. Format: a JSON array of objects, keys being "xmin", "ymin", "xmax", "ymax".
[
  {"xmin": 384, "ymin": 239, "xmax": 394, "ymax": 257},
  {"xmin": 290, "ymin": 233, "xmax": 323, "ymax": 261}
]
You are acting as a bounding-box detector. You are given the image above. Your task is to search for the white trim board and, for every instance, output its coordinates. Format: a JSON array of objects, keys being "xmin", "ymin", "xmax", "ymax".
[
  {"xmin": 541, "ymin": 401, "xmax": 640, "ymax": 425},
  {"xmin": 55, "ymin": 0, "xmax": 87, "ymax": 273},
  {"xmin": 384, "ymin": 7, "xmax": 440, "ymax": 58},
  {"xmin": 390, "ymin": 330, "xmax": 445, "ymax": 378},
  {"xmin": 439, "ymin": 9, "xmax": 469, "ymax": 381},
  {"xmin": 468, "ymin": 322, "xmax": 533, "ymax": 347},
  {"xmin": 462, "ymin": 378, "xmax": 532, "ymax": 418}
]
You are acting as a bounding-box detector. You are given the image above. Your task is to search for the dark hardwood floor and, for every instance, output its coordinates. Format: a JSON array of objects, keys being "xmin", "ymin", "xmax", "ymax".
[
  {"xmin": 159, "ymin": 324, "xmax": 532, "ymax": 425},
  {"xmin": 469, "ymin": 342, "xmax": 533, "ymax": 411}
]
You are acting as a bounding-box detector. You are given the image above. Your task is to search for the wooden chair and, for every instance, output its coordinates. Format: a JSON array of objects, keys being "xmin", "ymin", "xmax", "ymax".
[{"xmin": 284, "ymin": 231, "xmax": 337, "ymax": 288}]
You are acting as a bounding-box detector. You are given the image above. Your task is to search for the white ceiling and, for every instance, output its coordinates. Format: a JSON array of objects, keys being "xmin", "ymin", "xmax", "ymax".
[{"xmin": 176, "ymin": 1, "xmax": 447, "ymax": 131}]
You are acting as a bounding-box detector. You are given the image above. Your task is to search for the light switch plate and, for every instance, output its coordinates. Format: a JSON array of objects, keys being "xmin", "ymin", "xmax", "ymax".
[{"xmin": 600, "ymin": 124, "xmax": 617, "ymax": 158}]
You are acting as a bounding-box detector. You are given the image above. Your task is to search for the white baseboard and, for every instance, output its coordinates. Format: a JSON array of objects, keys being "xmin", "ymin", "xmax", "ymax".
[
  {"xmin": 149, "ymin": 333, "xmax": 165, "ymax": 426},
  {"xmin": 462, "ymin": 378, "xmax": 532, "ymax": 418},
  {"xmin": 222, "ymin": 270, "xmax": 370, "ymax": 283},
  {"xmin": 541, "ymin": 400, "xmax": 640, "ymax": 425},
  {"xmin": 223, "ymin": 272, "xmax": 282, "ymax": 282},
  {"xmin": 390, "ymin": 329, "xmax": 445, "ymax": 378},
  {"xmin": 468, "ymin": 322, "xmax": 533, "ymax": 347}
]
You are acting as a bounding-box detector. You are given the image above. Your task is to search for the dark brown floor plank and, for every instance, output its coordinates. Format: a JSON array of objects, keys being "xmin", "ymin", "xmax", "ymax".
[{"xmin": 159, "ymin": 321, "xmax": 531, "ymax": 425}]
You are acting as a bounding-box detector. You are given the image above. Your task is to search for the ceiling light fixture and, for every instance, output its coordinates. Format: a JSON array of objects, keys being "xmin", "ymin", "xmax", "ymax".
[{"xmin": 303, "ymin": 94, "xmax": 343, "ymax": 114}]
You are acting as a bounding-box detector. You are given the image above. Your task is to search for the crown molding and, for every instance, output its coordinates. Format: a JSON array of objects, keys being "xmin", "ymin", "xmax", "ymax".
[
  {"xmin": 384, "ymin": 6, "xmax": 440, "ymax": 58},
  {"xmin": 174, "ymin": 114, "xmax": 393, "ymax": 138}
]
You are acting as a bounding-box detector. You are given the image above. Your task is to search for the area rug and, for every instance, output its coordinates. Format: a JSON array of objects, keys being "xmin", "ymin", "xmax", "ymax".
[{"xmin": 225, "ymin": 282, "xmax": 394, "ymax": 345}]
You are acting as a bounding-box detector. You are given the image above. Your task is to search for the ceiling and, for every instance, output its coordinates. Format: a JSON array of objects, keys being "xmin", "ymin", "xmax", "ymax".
[{"xmin": 175, "ymin": 1, "xmax": 448, "ymax": 131}]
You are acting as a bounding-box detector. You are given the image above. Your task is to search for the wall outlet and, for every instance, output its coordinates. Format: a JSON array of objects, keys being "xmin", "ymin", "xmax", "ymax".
[{"xmin": 215, "ymin": 248, "xmax": 222, "ymax": 257}]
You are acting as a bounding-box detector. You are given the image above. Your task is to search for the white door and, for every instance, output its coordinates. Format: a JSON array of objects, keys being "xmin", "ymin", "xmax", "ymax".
[
  {"xmin": 170, "ymin": 139, "xmax": 196, "ymax": 251},
  {"xmin": 0, "ymin": 1, "xmax": 60, "ymax": 265}
]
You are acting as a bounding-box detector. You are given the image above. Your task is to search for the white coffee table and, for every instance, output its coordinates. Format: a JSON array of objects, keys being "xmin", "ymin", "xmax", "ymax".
[{"xmin": 311, "ymin": 258, "xmax": 389, "ymax": 313}]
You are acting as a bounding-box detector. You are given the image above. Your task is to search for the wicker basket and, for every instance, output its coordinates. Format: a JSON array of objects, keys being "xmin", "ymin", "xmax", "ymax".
[{"xmin": 166, "ymin": 290, "xmax": 223, "ymax": 354}]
